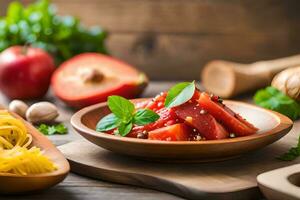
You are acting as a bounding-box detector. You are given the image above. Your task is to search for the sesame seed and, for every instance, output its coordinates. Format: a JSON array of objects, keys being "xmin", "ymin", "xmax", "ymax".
[
  {"xmin": 196, "ymin": 135, "xmax": 202, "ymax": 141},
  {"xmin": 200, "ymin": 109, "xmax": 207, "ymax": 114}
]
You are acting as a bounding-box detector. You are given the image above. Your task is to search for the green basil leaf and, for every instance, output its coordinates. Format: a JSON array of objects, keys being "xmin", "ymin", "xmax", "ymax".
[
  {"xmin": 165, "ymin": 81, "xmax": 196, "ymax": 108},
  {"xmin": 118, "ymin": 122, "xmax": 133, "ymax": 137},
  {"xmin": 133, "ymin": 109, "xmax": 160, "ymax": 126},
  {"xmin": 254, "ymin": 87, "xmax": 300, "ymax": 120},
  {"xmin": 96, "ymin": 113, "xmax": 119, "ymax": 132},
  {"xmin": 108, "ymin": 96, "xmax": 135, "ymax": 121}
]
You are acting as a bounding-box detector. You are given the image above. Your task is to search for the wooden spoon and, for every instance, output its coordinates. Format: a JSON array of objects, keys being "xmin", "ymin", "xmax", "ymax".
[
  {"xmin": 0, "ymin": 109, "xmax": 70, "ymax": 194},
  {"xmin": 201, "ymin": 54, "xmax": 300, "ymax": 98}
]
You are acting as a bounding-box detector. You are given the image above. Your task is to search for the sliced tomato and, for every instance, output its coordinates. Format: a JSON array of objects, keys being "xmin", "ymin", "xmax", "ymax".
[
  {"xmin": 145, "ymin": 92, "xmax": 167, "ymax": 111},
  {"xmin": 128, "ymin": 107, "xmax": 180, "ymax": 138},
  {"xmin": 148, "ymin": 123, "xmax": 191, "ymax": 141},
  {"xmin": 198, "ymin": 93, "xmax": 258, "ymax": 136},
  {"xmin": 51, "ymin": 53, "xmax": 148, "ymax": 108},
  {"xmin": 174, "ymin": 102, "xmax": 229, "ymax": 140}
]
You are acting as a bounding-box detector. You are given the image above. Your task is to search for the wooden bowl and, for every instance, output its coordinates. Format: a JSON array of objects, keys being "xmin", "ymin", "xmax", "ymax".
[
  {"xmin": 0, "ymin": 111, "xmax": 70, "ymax": 194},
  {"xmin": 71, "ymin": 99, "xmax": 293, "ymax": 162}
]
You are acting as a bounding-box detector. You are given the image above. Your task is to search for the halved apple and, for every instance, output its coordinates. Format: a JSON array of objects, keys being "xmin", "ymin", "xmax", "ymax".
[{"xmin": 51, "ymin": 53, "xmax": 148, "ymax": 108}]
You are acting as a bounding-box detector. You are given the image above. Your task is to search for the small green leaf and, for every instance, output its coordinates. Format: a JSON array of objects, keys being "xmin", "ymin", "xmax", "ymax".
[
  {"xmin": 118, "ymin": 122, "xmax": 133, "ymax": 136},
  {"xmin": 108, "ymin": 96, "xmax": 135, "ymax": 121},
  {"xmin": 165, "ymin": 81, "xmax": 196, "ymax": 108},
  {"xmin": 133, "ymin": 109, "xmax": 160, "ymax": 126},
  {"xmin": 38, "ymin": 124, "xmax": 49, "ymax": 135},
  {"xmin": 7, "ymin": 2, "xmax": 23, "ymax": 24},
  {"xmin": 54, "ymin": 123, "xmax": 68, "ymax": 134},
  {"xmin": 48, "ymin": 126, "xmax": 57, "ymax": 135},
  {"xmin": 96, "ymin": 113, "xmax": 119, "ymax": 132},
  {"xmin": 277, "ymin": 134, "xmax": 300, "ymax": 161}
]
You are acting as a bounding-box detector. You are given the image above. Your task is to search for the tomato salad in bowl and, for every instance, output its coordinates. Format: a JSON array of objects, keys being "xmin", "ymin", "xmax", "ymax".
[{"xmin": 96, "ymin": 81, "xmax": 258, "ymax": 141}]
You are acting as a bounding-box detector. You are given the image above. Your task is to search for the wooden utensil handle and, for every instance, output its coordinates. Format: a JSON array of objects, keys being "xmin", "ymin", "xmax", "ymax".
[
  {"xmin": 201, "ymin": 54, "xmax": 300, "ymax": 98},
  {"xmin": 251, "ymin": 54, "xmax": 300, "ymax": 77}
]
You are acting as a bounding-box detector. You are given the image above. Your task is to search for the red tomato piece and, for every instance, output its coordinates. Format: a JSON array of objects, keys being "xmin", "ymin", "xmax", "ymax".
[
  {"xmin": 174, "ymin": 102, "xmax": 229, "ymax": 140},
  {"xmin": 134, "ymin": 100, "xmax": 150, "ymax": 110},
  {"xmin": 128, "ymin": 107, "xmax": 180, "ymax": 138},
  {"xmin": 198, "ymin": 93, "xmax": 258, "ymax": 136},
  {"xmin": 145, "ymin": 92, "xmax": 167, "ymax": 111},
  {"xmin": 148, "ymin": 123, "xmax": 191, "ymax": 141}
]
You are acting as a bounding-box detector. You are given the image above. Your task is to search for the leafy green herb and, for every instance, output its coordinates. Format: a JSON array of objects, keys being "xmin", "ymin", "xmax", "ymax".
[
  {"xmin": 97, "ymin": 96, "xmax": 159, "ymax": 136},
  {"xmin": 118, "ymin": 122, "xmax": 133, "ymax": 136},
  {"xmin": 133, "ymin": 109, "xmax": 160, "ymax": 126},
  {"xmin": 0, "ymin": 0, "xmax": 107, "ymax": 63},
  {"xmin": 96, "ymin": 113, "xmax": 119, "ymax": 132},
  {"xmin": 165, "ymin": 81, "xmax": 196, "ymax": 108},
  {"xmin": 254, "ymin": 87, "xmax": 300, "ymax": 120},
  {"xmin": 38, "ymin": 123, "xmax": 68, "ymax": 135},
  {"xmin": 107, "ymin": 96, "xmax": 135, "ymax": 122},
  {"xmin": 277, "ymin": 134, "xmax": 300, "ymax": 161}
]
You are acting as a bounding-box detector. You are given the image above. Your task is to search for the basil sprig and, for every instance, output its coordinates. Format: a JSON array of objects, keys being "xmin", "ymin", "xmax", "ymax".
[
  {"xmin": 165, "ymin": 81, "xmax": 196, "ymax": 108},
  {"xmin": 96, "ymin": 96, "xmax": 159, "ymax": 136}
]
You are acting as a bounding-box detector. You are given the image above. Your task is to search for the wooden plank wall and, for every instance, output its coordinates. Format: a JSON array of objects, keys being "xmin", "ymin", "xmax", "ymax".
[{"xmin": 1, "ymin": 0, "xmax": 300, "ymax": 80}]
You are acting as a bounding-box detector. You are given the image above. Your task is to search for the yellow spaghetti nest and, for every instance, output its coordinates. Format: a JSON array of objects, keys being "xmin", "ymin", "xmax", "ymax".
[{"xmin": 0, "ymin": 110, "xmax": 57, "ymax": 175}]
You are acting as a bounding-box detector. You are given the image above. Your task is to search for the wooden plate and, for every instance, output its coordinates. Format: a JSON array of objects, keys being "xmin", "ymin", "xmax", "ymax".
[
  {"xmin": 0, "ymin": 110, "xmax": 70, "ymax": 194},
  {"xmin": 71, "ymin": 99, "xmax": 293, "ymax": 162}
]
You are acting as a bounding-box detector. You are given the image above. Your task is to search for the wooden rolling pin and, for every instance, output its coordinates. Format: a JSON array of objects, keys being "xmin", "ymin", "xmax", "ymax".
[{"xmin": 201, "ymin": 55, "xmax": 300, "ymax": 98}]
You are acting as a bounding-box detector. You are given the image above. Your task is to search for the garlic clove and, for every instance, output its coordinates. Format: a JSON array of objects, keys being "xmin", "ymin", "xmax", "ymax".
[
  {"xmin": 26, "ymin": 102, "xmax": 59, "ymax": 124},
  {"xmin": 8, "ymin": 100, "xmax": 29, "ymax": 118},
  {"xmin": 271, "ymin": 66, "xmax": 300, "ymax": 101}
]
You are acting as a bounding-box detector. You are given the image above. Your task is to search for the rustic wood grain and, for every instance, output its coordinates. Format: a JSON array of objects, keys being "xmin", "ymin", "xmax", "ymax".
[
  {"xmin": 1, "ymin": 174, "xmax": 182, "ymax": 200},
  {"xmin": 108, "ymin": 33, "xmax": 300, "ymax": 80},
  {"xmin": 1, "ymin": 0, "xmax": 300, "ymax": 79}
]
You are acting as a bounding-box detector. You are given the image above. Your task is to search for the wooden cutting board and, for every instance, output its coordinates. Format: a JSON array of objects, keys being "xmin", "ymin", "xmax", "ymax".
[{"xmin": 58, "ymin": 131, "xmax": 300, "ymax": 200}]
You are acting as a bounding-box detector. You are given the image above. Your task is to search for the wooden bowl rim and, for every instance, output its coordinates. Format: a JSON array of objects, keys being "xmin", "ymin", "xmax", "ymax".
[{"xmin": 71, "ymin": 98, "xmax": 293, "ymax": 146}]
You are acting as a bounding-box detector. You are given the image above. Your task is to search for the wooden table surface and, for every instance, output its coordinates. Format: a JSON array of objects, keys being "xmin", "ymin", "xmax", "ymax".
[{"xmin": 0, "ymin": 81, "xmax": 299, "ymax": 200}]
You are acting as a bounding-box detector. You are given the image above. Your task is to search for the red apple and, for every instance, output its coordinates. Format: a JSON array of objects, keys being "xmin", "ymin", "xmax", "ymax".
[{"xmin": 0, "ymin": 46, "xmax": 55, "ymax": 99}]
